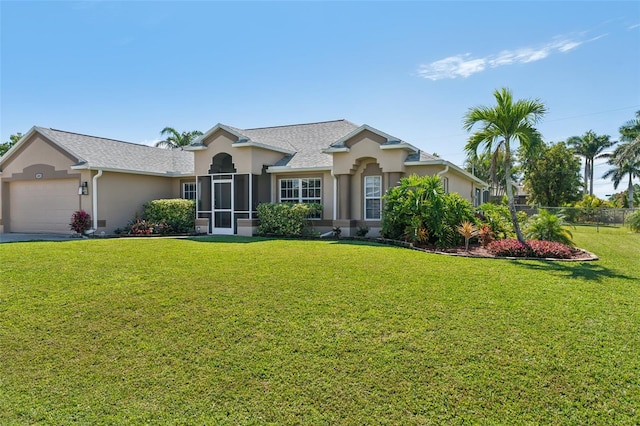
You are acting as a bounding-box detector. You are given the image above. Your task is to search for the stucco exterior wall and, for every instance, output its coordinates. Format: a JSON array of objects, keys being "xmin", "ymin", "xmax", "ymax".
[
  {"xmin": 196, "ymin": 129, "xmax": 285, "ymax": 175},
  {"xmin": 333, "ymin": 130, "xmax": 407, "ymax": 175},
  {"xmin": 94, "ymin": 171, "xmax": 175, "ymax": 233},
  {"xmin": 0, "ymin": 133, "xmax": 89, "ymax": 233}
]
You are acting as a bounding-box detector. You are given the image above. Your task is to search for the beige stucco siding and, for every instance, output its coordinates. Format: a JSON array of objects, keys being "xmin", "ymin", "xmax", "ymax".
[
  {"xmin": 333, "ymin": 130, "xmax": 407, "ymax": 175},
  {"xmin": 0, "ymin": 133, "xmax": 87, "ymax": 233},
  {"xmin": 195, "ymin": 129, "xmax": 286, "ymax": 175},
  {"xmin": 94, "ymin": 171, "xmax": 176, "ymax": 233}
]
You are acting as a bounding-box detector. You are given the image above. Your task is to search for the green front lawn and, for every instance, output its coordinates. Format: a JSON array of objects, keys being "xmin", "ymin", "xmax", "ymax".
[{"xmin": 1, "ymin": 227, "xmax": 638, "ymax": 424}]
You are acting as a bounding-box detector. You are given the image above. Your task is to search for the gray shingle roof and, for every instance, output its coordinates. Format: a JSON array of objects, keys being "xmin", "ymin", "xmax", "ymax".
[
  {"xmin": 36, "ymin": 127, "xmax": 193, "ymax": 175},
  {"xmin": 231, "ymin": 120, "xmax": 360, "ymax": 168}
]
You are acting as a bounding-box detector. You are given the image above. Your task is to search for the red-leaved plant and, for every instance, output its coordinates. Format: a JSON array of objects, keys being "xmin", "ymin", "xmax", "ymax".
[
  {"xmin": 70, "ymin": 210, "xmax": 91, "ymax": 234},
  {"xmin": 487, "ymin": 239, "xmax": 572, "ymax": 259}
]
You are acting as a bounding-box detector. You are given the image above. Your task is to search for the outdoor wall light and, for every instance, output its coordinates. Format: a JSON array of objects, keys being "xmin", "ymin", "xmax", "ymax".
[{"xmin": 79, "ymin": 181, "xmax": 89, "ymax": 195}]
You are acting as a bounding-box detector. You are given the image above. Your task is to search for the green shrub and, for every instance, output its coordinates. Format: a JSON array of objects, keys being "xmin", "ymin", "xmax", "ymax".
[
  {"xmin": 626, "ymin": 210, "xmax": 640, "ymax": 233},
  {"xmin": 476, "ymin": 203, "xmax": 513, "ymax": 239},
  {"xmin": 142, "ymin": 199, "xmax": 195, "ymax": 234},
  {"xmin": 381, "ymin": 174, "xmax": 475, "ymax": 248},
  {"xmin": 256, "ymin": 203, "xmax": 322, "ymax": 237},
  {"xmin": 524, "ymin": 209, "xmax": 574, "ymax": 246}
]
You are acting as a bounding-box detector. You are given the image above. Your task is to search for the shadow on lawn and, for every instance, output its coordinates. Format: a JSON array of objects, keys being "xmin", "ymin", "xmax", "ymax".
[{"xmin": 510, "ymin": 259, "xmax": 634, "ymax": 282}]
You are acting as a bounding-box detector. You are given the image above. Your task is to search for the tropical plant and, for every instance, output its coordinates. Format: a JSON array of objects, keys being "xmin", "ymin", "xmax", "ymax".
[
  {"xmin": 70, "ymin": 210, "xmax": 91, "ymax": 234},
  {"xmin": 618, "ymin": 110, "xmax": 640, "ymax": 162},
  {"xmin": 457, "ymin": 221, "xmax": 478, "ymax": 251},
  {"xmin": 381, "ymin": 174, "xmax": 475, "ymax": 248},
  {"xmin": 464, "ymin": 87, "xmax": 546, "ymax": 243},
  {"xmin": 524, "ymin": 209, "xmax": 574, "ymax": 247},
  {"xmin": 567, "ymin": 130, "xmax": 614, "ymax": 196},
  {"xmin": 602, "ymin": 143, "xmax": 640, "ymax": 208},
  {"xmin": 486, "ymin": 239, "xmax": 572, "ymax": 259},
  {"xmin": 155, "ymin": 127, "xmax": 203, "ymax": 150},
  {"xmin": 626, "ymin": 210, "xmax": 640, "ymax": 233},
  {"xmin": 464, "ymin": 150, "xmax": 520, "ymax": 197},
  {"xmin": 477, "ymin": 223, "xmax": 494, "ymax": 247}
]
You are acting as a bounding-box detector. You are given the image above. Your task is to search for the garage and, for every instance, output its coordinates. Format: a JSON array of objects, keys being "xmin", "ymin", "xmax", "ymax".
[{"xmin": 9, "ymin": 179, "xmax": 79, "ymax": 233}]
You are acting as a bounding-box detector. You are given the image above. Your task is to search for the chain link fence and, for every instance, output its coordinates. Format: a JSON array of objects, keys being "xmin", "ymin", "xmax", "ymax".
[{"xmin": 515, "ymin": 205, "xmax": 639, "ymax": 227}]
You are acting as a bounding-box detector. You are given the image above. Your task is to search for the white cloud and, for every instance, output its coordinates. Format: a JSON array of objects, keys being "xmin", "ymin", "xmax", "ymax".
[
  {"xmin": 628, "ymin": 23, "xmax": 640, "ymax": 30},
  {"xmin": 418, "ymin": 34, "xmax": 601, "ymax": 81}
]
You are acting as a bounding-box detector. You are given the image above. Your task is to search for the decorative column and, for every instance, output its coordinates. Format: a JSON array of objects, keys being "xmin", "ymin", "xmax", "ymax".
[{"xmin": 337, "ymin": 174, "xmax": 351, "ymax": 220}]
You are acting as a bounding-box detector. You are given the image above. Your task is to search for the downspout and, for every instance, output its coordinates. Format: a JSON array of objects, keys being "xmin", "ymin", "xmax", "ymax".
[
  {"xmin": 92, "ymin": 169, "xmax": 103, "ymax": 231},
  {"xmin": 437, "ymin": 164, "xmax": 449, "ymax": 177},
  {"xmin": 332, "ymin": 172, "xmax": 337, "ymax": 221},
  {"xmin": 437, "ymin": 164, "xmax": 449, "ymax": 190}
]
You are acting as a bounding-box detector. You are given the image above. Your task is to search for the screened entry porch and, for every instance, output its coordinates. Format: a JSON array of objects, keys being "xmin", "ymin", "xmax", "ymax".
[{"xmin": 196, "ymin": 173, "xmax": 270, "ymax": 234}]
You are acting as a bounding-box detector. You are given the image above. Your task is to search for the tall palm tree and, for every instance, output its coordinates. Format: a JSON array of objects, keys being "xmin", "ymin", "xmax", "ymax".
[
  {"xmin": 464, "ymin": 87, "xmax": 546, "ymax": 243},
  {"xmin": 155, "ymin": 127, "xmax": 203, "ymax": 150},
  {"xmin": 567, "ymin": 131, "xmax": 614, "ymax": 196},
  {"xmin": 618, "ymin": 110, "xmax": 640, "ymax": 163},
  {"xmin": 602, "ymin": 143, "xmax": 640, "ymax": 208},
  {"xmin": 465, "ymin": 150, "xmax": 520, "ymax": 197}
]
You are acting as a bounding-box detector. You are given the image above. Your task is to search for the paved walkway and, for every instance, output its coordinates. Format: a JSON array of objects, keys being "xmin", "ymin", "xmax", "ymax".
[{"xmin": 0, "ymin": 233, "xmax": 78, "ymax": 243}]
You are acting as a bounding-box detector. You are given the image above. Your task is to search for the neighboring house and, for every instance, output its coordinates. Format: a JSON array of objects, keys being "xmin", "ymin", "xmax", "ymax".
[{"xmin": 0, "ymin": 120, "xmax": 487, "ymax": 236}]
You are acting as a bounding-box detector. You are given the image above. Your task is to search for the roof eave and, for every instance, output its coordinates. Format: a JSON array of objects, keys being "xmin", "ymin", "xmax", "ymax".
[
  {"xmin": 183, "ymin": 144, "xmax": 207, "ymax": 151},
  {"xmin": 267, "ymin": 165, "xmax": 332, "ymax": 174},
  {"xmin": 322, "ymin": 147, "xmax": 350, "ymax": 153},
  {"xmin": 70, "ymin": 165, "xmax": 194, "ymax": 177},
  {"xmin": 380, "ymin": 142, "xmax": 418, "ymax": 152},
  {"xmin": 405, "ymin": 159, "xmax": 488, "ymax": 187}
]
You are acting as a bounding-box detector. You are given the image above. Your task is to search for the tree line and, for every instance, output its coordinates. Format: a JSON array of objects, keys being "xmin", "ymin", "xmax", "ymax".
[{"xmin": 465, "ymin": 93, "xmax": 640, "ymax": 212}]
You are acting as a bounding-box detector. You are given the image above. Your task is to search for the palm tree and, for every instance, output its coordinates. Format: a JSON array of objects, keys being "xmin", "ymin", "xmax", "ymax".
[
  {"xmin": 465, "ymin": 150, "xmax": 521, "ymax": 197},
  {"xmin": 618, "ymin": 110, "xmax": 640, "ymax": 164},
  {"xmin": 464, "ymin": 87, "xmax": 546, "ymax": 243},
  {"xmin": 567, "ymin": 131, "xmax": 614, "ymax": 196},
  {"xmin": 603, "ymin": 142, "xmax": 640, "ymax": 208},
  {"xmin": 155, "ymin": 127, "xmax": 203, "ymax": 150}
]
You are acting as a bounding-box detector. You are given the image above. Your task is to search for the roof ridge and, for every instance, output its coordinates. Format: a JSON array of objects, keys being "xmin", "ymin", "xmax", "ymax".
[
  {"xmin": 243, "ymin": 119, "xmax": 353, "ymax": 131},
  {"xmin": 46, "ymin": 127, "xmax": 158, "ymax": 149}
]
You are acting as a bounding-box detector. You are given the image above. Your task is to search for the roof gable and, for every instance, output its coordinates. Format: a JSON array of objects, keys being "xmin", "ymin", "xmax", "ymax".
[{"xmin": 1, "ymin": 127, "xmax": 193, "ymax": 176}]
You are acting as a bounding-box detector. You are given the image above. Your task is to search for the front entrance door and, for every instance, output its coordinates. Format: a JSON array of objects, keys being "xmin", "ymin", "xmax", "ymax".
[{"xmin": 212, "ymin": 179, "xmax": 234, "ymax": 234}]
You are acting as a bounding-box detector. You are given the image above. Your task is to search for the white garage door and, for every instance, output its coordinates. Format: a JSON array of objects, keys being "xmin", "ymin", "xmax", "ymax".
[{"xmin": 9, "ymin": 179, "xmax": 79, "ymax": 233}]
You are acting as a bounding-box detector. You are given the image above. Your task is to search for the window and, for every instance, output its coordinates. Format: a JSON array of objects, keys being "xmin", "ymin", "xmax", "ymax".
[
  {"xmin": 279, "ymin": 178, "xmax": 322, "ymax": 218},
  {"xmin": 364, "ymin": 176, "xmax": 382, "ymax": 220},
  {"xmin": 183, "ymin": 182, "xmax": 196, "ymax": 200}
]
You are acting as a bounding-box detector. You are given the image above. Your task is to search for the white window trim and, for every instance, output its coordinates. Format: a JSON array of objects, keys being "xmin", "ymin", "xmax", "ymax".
[
  {"xmin": 364, "ymin": 175, "xmax": 382, "ymax": 220},
  {"xmin": 279, "ymin": 177, "xmax": 322, "ymax": 218},
  {"xmin": 183, "ymin": 182, "xmax": 197, "ymax": 200}
]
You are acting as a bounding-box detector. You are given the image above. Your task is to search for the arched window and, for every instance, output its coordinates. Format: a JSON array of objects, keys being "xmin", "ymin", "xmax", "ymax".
[{"xmin": 208, "ymin": 153, "xmax": 236, "ymax": 174}]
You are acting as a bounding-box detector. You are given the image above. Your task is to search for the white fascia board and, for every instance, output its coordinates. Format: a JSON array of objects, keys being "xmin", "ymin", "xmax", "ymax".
[
  {"xmin": 183, "ymin": 145, "xmax": 207, "ymax": 151},
  {"xmin": 405, "ymin": 159, "xmax": 488, "ymax": 187},
  {"xmin": 266, "ymin": 166, "xmax": 332, "ymax": 174},
  {"xmin": 231, "ymin": 141, "xmax": 295, "ymax": 155},
  {"xmin": 380, "ymin": 142, "xmax": 418, "ymax": 152},
  {"xmin": 70, "ymin": 165, "xmax": 194, "ymax": 177},
  {"xmin": 191, "ymin": 123, "xmax": 246, "ymax": 146},
  {"xmin": 0, "ymin": 126, "xmax": 39, "ymax": 167},
  {"xmin": 322, "ymin": 147, "xmax": 350, "ymax": 153}
]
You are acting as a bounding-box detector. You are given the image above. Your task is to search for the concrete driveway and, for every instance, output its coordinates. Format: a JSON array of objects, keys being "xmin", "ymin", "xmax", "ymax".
[{"xmin": 0, "ymin": 233, "xmax": 78, "ymax": 243}]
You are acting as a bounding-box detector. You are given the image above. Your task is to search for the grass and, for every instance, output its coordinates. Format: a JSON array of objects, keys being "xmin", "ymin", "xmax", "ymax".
[{"xmin": 1, "ymin": 226, "xmax": 639, "ymax": 424}]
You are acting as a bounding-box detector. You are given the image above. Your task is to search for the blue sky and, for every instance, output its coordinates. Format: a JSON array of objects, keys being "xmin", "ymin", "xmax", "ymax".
[{"xmin": 1, "ymin": 1, "xmax": 639, "ymax": 198}]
